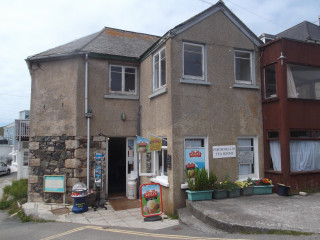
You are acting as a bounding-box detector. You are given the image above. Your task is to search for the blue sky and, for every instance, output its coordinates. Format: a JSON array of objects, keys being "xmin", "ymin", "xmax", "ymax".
[{"xmin": 0, "ymin": 0, "xmax": 319, "ymax": 127}]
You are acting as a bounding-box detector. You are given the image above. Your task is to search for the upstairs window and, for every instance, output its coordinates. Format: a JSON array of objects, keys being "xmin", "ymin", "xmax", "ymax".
[
  {"xmin": 153, "ymin": 48, "xmax": 166, "ymax": 91},
  {"xmin": 287, "ymin": 64, "xmax": 320, "ymax": 100},
  {"xmin": 183, "ymin": 42, "xmax": 205, "ymax": 80},
  {"xmin": 234, "ymin": 50, "xmax": 254, "ymax": 85},
  {"xmin": 109, "ymin": 65, "xmax": 136, "ymax": 94},
  {"xmin": 264, "ymin": 64, "xmax": 277, "ymax": 98}
]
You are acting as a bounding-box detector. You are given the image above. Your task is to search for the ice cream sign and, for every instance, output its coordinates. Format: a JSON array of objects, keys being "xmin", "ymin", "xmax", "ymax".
[
  {"xmin": 140, "ymin": 183, "xmax": 163, "ymax": 217},
  {"xmin": 185, "ymin": 148, "xmax": 205, "ymax": 171}
]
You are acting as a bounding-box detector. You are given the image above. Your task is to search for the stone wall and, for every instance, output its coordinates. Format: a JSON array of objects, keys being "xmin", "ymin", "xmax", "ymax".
[{"xmin": 28, "ymin": 135, "xmax": 106, "ymax": 203}]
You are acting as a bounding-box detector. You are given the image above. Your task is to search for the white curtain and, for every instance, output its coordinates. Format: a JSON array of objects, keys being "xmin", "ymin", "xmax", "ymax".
[
  {"xmin": 287, "ymin": 65, "xmax": 298, "ymax": 98},
  {"xmin": 269, "ymin": 141, "xmax": 281, "ymax": 171},
  {"xmin": 290, "ymin": 141, "xmax": 320, "ymax": 172}
]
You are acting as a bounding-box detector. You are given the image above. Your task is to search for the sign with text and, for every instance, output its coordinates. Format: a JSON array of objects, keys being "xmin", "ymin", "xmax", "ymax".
[
  {"xmin": 212, "ymin": 145, "xmax": 236, "ymax": 159},
  {"xmin": 44, "ymin": 175, "xmax": 65, "ymax": 193},
  {"xmin": 136, "ymin": 136, "xmax": 149, "ymax": 153},
  {"xmin": 185, "ymin": 148, "xmax": 205, "ymax": 178},
  {"xmin": 140, "ymin": 183, "xmax": 163, "ymax": 217},
  {"xmin": 238, "ymin": 151, "xmax": 254, "ymax": 164},
  {"xmin": 149, "ymin": 136, "xmax": 162, "ymax": 152}
]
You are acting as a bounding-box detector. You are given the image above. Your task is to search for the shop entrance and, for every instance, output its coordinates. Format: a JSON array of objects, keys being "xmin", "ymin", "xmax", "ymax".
[{"xmin": 108, "ymin": 138, "xmax": 126, "ymax": 195}]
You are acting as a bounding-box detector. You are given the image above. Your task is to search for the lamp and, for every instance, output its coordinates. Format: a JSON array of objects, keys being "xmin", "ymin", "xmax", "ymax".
[{"xmin": 120, "ymin": 113, "xmax": 126, "ymax": 121}]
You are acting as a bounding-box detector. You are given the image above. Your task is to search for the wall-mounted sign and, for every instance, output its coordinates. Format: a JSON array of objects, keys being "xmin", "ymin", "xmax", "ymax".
[
  {"xmin": 137, "ymin": 136, "xmax": 149, "ymax": 153},
  {"xmin": 238, "ymin": 151, "xmax": 254, "ymax": 164},
  {"xmin": 140, "ymin": 183, "xmax": 163, "ymax": 217},
  {"xmin": 212, "ymin": 145, "xmax": 236, "ymax": 159},
  {"xmin": 149, "ymin": 136, "xmax": 162, "ymax": 152},
  {"xmin": 44, "ymin": 175, "xmax": 65, "ymax": 193}
]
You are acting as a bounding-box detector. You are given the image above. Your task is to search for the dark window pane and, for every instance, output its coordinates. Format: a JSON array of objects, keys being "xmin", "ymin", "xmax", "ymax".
[
  {"xmin": 111, "ymin": 66, "xmax": 122, "ymax": 72},
  {"xmin": 184, "ymin": 51, "xmax": 202, "ymax": 77},
  {"xmin": 163, "ymin": 150, "xmax": 168, "ymax": 176},
  {"xmin": 265, "ymin": 64, "xmax": 277, "ymax": 98},
  {"xmin": 185, "ymin": 139, "xmax": 204, "ymax": 148},
  {"xmin": 268, "ymin": 131, "xmax": 279, "ymax": 138},
  {"xmin": 154, "ymin": 60, "xmax": 159, "ymax": 89},
  {"xmin": 125, "ymin": 68, "xmax": 135, "ymax": 74},
  {"xmin": 235, "ymin": 51, "xmax": 250, "ymax": 58},
  {"xmin": 236, "ymin": 58, "xmax": 251, "ymax": 81},
  {"xmin": 111, "ymin": 72, "xmax": 122, "ymax": 91},
  {"xmin": 316, "ymin": 131, "xmax": 320, "ymax": 138},
  {"xmin": 290, "ymin": 131, "xmax": 312, "ymax": 138},
  {"xmin": 161, "ymin": 58, "xmax": 166, "ymax": 86},
  {"xmin": 125, "ymin": 72, "xmax": 135, "ymax": 92}
]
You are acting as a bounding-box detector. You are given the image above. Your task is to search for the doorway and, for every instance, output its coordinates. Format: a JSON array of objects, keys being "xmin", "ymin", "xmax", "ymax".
[{"xmin": 108, "ymin": 138, "xmax": 126, "ymax": 195}]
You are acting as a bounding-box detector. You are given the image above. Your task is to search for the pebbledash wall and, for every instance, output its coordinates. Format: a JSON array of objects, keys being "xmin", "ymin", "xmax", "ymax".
[{"xmin": 28, "ymin": 135, "xmax": 106, "ymax": 202}]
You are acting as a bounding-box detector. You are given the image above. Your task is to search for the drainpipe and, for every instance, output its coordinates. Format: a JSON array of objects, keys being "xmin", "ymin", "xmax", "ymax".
[{"xmin": 84, "ymin": 53, "xmax": 91, "ymax": 192}]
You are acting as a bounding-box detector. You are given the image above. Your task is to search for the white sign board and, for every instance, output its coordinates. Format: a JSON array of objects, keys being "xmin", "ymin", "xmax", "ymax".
[{"xmin": 213, "ymin": 145, "xmax": 236, "ymax": 159}]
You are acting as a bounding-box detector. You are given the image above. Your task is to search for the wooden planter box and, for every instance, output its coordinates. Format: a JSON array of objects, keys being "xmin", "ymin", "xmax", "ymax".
[
  {"xmin": 213, "ymin": 189, "xmax": 227, "ymax": 199},
  {"xmin": 240, "ymin": 186, "xmax": 253, "ymax": 196},
  {"xmin": 186, "ymin": 190, "xmax": 214, "ymax": 201},
  {"xmin": 227, "ymin": 188, "xmax": 240, "ymax": 198},
  {"xmin": 253, "ymin": 185, "xmax": 274, "ymax": 195}
]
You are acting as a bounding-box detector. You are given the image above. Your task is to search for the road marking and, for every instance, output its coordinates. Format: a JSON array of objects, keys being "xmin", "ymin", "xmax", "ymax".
[{"xmin": 40, "ymin": 225, "xmax": 249, "ymax": 240}]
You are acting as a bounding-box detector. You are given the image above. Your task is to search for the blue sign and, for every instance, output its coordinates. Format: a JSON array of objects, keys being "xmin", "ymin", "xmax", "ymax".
[
  {"xmin": 185, "ymin": 148, "xmax": 205, "ymax": 170},
  {"xmin": 44, "ymin": 175, "xmax": 65, "ymax": 193}
]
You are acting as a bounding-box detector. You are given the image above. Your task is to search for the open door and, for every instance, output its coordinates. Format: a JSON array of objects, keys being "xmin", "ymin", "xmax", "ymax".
[
  {"xmin": 105, "ymin": 138, "xmax": 109, "ymax": 198},
  {"xmin": 126, "ymin": 137, "xmax": 138, "ymax": 197}
]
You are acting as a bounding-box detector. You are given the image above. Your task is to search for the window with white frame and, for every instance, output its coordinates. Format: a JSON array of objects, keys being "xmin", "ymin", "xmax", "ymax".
[
  {"xmin": 23, "ymin": 151, "xmax": 29, "ymax": 167},
  {"xmin": 234, "ymin": 50, "xmax": 254, "ymax": 84},
  {"xmin": 238, "ymin": 137, "xmax": 258, "ymax": 179},
  {"xmin": 109, "ymin": 65, "xmax": 137, "ymax": 94},
  {"xmin": 153, "ymin": 48, "xmax": 166, "ymax": 91},
  {"xmin": 154, "ymin": 138, "xmax": 168, "ymax": 176},
  {"xmin": 183, "ymin": 42, "xmax": 205, "ymax": 80}
]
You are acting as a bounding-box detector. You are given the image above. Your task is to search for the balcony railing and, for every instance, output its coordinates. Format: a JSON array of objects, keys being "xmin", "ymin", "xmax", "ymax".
[{"xmin": 15, "ymin": 120, "xmax": 30, "ymax": 141}]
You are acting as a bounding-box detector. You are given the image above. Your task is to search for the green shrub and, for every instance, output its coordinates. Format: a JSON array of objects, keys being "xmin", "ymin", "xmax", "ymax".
[
  {"xmin": 4, "ymin": 179, "xmax": 28, "ymax": 200},
  {"xmin": 186, "ymin": 168, "xmax": 217, "ymax": 191}
]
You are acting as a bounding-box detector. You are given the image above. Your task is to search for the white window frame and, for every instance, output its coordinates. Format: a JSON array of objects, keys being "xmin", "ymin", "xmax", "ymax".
[
  {"xmin": 183, "ymin": 42, "xmax": 206, "ymax": 81},
  {"xmin": 109, "ymin": 65, "xmax": 137, "ymax": 95},
  {"xmin": 234, "ymin": 50, "xmax": 255, "ymax": 85},
  {"xmin": 237, "ymin": 136, "xmax": 259, "ymax": 180},
  {"xmin": 153, "ymin": 47, "xmax": 166, "ymax": 92}
]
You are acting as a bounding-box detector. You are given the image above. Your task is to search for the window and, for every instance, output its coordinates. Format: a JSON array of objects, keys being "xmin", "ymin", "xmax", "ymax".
[
  {"xmin": 109, "ymin": 65, "xmax": 136, "ymax": 94},
  {"xmin": 184, "ymin": 137, "xmax": 207, "ymax": 173},
  {"xmin": 264, "ymin": 64, "xmax": 277, "ymax": 98},
  {"xmin": 237, "ymin": 137, "xmax": 259, "ymax": 179},
  {"xmin": 155, "ymin": 139, "xmax": 168, "ymax": 176},
  {"xmin": 290, "ymin": 130, "xmax": 320, "ymax": 172},
  {"xmin": 234, "ymin": 50, "xmax": 254, "ymax": 84},
  {"xmin": 23, "ymin": 151, "xmax": 29, "ymax": 167},
  {"xmin": 287, "ymin": 64, "xmax": 320, "ymax": 100},
  {"xmin": 183, "ymin": 43, "xmax": 205, "ymax": 80},
  {"xmin": 153, "ymin": 48, "xmax": 166, "ymax": 91}
]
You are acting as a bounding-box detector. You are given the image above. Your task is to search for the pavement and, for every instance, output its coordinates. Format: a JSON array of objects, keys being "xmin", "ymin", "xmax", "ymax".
[
  {"xmin": 178, "ymin": 193, "xmax": 320, "ymax": 234},
  {"xmin": 22, "ymin": 201, "xmax": 180, "ymax": 230}
]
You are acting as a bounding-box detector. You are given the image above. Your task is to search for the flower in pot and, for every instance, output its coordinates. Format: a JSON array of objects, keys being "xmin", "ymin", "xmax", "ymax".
[
  {"xmin": 223, "ymin": 175, "xmax": 240, "ymax": 198},
  {"xmin": 235, "ymin": 180, "xmax": 253, "ymax": 196},
  {"xmin": 252, "ymin": 178, "xmax": 274, "ymax": 195}
]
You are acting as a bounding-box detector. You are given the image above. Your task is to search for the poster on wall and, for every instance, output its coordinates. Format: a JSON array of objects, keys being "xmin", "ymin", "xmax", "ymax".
[
  {"xmin": 95, "ymin": 153, "xmax": 104, "ymax": 186},
  {"xmin": 136, "ymin": 136, "xmax": 149, "ymax": 153},
  {"xmin": 185, "ymin": 148, "xmax": 205, "ymax": 178},
  {"xmin": 140, "ymin": 183, "xmax": 163, "ymax": 217}
]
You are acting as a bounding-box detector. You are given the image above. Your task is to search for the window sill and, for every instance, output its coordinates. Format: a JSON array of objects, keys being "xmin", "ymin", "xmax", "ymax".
[
  {"xmin": 181, "ymin": 182, "xmax": 189, "ymax": 189},
  {"xmin": 150, "ymin": 176, "xmax": 169, "ymax": 187},
  {"xmin": 233, "ymin": 83, "xmax": 259, "ymax": 89},
  {"xmin": 104, "ymin": 94, "xmax": 139, "ymax": 100},
  {"xmin": 289, "ymin": 170, "xmax": 320, "ymax": 175},
  {"xmin": 149, "ymin": 87, "xmax": 168, "ymax": 99},
  {"xmin": 180, "ymin": 78, "xmax": 211, "ymax": 85}
]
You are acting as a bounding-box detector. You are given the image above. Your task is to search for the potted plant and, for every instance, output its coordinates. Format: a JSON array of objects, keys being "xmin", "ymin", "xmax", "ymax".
[
  {"xmin": 185, "ymin": 168, "xmax": 216, "ymax": 201},
  {"xmin": 224, "ymin": 176, "xmax": 240, "ymax": 198},
  {"xmin": 235, "ymin": 179, "xmax": 253, "ymax": 196},
  {"xmin": 213, "ymin": 181, "xmax": 228, "ymax": 199},
  {"xmin": 252, "ymin": 178, "xmax": 274, "ymax": 195}
]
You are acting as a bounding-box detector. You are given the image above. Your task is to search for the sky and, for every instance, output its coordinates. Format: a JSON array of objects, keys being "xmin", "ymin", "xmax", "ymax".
[{"xmin": 0, "ymin": 0, "xmax": 319, "ymax": 127}]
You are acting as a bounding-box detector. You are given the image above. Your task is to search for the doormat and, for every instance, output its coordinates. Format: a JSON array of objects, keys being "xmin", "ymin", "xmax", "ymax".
[
  {"xmin": 108, "ymin": 198, "xmax": 140, "ymax": 211},
  {"xmin": 51, "ymin": 207, "xmax": 71, "ymax": 215}
]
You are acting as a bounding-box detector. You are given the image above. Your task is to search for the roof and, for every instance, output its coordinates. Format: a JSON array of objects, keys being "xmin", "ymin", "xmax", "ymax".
[
  {"xmin": 142, "ymin": 1, "xmax": 262, "ymax": 60},
  {"xmin": 277, "ymin": 21, "xmax": 320, "ymax": 42},
  {"xmin": 27, "ymin": 27, "xmax": 160, "ymax": 61}
]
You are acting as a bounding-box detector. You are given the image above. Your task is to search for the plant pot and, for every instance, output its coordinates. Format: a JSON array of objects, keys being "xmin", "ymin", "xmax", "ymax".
[
  {"xmin": 253, "ymin": 185, "xmax": 274, "ymax": 195},
  {"xmin": 186, "ymin": 190, "xmax": 214, "ymax": 201},
  {"xmin": 213, "ymin": 189, "xmax": 227, "ymax": 199},
  {"xmin": 240, "ymin": 186, "xmax": 253, "ymax": 196},
  {"xmin": 277, "ymin": 183, "xmax": 290, "ymax": 196},
  {"xmin": 227, "ymin": 188, "xmax": 240, "ymax": 198}
]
